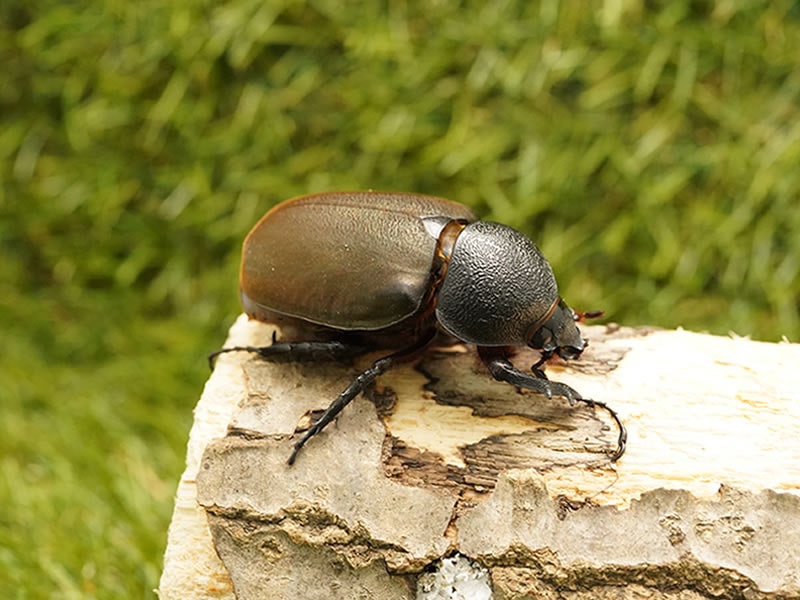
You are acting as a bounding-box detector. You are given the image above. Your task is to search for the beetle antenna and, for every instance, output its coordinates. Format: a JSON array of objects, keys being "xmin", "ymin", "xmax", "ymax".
[{"xmin": 574, "ymin": 309, "xmax": 604, "ymax": 322}]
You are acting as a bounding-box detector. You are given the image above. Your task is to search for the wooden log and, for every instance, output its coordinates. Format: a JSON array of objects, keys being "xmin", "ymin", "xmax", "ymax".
[{"xmin": 159, "ymin": 315, "xmax": 800, "ymax": 599}]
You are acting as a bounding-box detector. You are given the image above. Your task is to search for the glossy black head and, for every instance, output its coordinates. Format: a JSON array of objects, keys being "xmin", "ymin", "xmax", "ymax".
[
  {"xmin": 528, "ymin": 298, "xmax": 587, "ymax": 361},
  {"xmin": 435, "ymin": 221, "xmax": 559, "ymax": 346}
]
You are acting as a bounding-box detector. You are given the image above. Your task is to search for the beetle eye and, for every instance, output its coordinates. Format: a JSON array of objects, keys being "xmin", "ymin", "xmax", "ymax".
[
  {"xmin": 538, "ymin": 332, "xmax": 554, "ymax": 352},
  {"xmin": 528, "ymin": 323, "xmax": 557, "ymax": 352}
]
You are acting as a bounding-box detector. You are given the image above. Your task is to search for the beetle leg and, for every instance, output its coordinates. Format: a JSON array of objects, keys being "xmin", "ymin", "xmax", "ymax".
[
  {"xmin": 530, "ymin": 351, "xmax": 553, "ymax": 381},
  {"xmin": 478, "ymin": 347, "xmax": 627, "ymax": 462},
  {"xmin": 208, "ymin": 340, "xmax": 366, "ymax": 370},
  {"xmin": 287, "ymin": 330, "xmax": 437, "ymax": 465},
  {"xmin": 482, "ymin": 352, "xmax": 558, "ymax": 400}
]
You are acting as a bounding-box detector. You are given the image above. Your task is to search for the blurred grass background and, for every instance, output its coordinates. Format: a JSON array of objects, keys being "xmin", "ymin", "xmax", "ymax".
[{"xmin": 2, "ymin": 0, "xmax": 799, "ymax": 596}]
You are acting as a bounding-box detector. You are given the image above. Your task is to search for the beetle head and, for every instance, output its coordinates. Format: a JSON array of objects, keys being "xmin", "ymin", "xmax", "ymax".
[{"xmin": 527, "ymin": 298, "xmax": 587, "ymax": 361}]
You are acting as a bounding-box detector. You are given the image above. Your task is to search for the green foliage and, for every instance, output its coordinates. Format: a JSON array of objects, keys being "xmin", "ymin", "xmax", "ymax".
[{"xmin": 1, "ymin": 0, "xmax": 799, "ymax": 595}]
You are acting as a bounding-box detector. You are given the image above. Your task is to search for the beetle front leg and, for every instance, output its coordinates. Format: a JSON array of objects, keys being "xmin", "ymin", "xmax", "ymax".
[
  {"xmin": 530, "ymin": 351, "xmax": 553, "ymax": 382},
  {"xmin": 480, "ymin": 349, "xmax": 580, "ymax": 405},
  {"xmin": 478, "ymin": 346, "xmax": 627, "ymax": 462}
]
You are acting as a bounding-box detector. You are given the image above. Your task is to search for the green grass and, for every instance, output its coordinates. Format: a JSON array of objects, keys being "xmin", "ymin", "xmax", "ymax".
[{"xmin": 2, "ymin": 0, "xmax": 799, "ymax": 596}]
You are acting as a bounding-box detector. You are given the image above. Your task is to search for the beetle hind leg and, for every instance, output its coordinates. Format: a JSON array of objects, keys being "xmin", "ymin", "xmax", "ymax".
[{"xmin": 208, "ymin": 339, "xmax": 366, "ymax": 370}]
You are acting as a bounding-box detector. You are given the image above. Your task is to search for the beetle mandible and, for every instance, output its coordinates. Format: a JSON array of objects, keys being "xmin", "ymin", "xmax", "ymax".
[{"xmin": 211, "ymin": 191, "xmax": 626, "ymax": 464}]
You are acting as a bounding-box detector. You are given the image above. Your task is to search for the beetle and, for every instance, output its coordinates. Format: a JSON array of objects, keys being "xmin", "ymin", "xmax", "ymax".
[{"xmin": 211, "ymin": 191, "xmax": 626, "ymax": 465}]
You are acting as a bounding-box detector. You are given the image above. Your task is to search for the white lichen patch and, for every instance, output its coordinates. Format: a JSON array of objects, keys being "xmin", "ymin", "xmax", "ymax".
[{"xmin": 417, "ymin": 555, "xmax": 492, "ymax": 600}]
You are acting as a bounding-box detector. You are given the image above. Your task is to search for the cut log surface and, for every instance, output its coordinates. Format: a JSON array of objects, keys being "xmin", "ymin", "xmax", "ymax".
[{"xmin": 159, "ymin": 315, "xmax": 800, "ymax": 599}]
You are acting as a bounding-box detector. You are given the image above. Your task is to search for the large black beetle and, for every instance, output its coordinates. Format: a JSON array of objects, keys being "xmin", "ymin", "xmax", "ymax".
[{"xmin": 211, "ymin": 192, "xmax": 626, "ymax": 464}]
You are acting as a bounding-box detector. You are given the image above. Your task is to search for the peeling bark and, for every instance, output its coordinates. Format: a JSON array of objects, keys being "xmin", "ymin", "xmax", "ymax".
[{"xmin": 160, "ymin": 315, "xmax": 800, "ymax": 599}]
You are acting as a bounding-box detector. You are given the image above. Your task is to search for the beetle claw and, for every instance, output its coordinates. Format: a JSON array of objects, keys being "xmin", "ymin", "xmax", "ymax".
[{"xmin": 551, "ymin": 381, "xmax": 580, "ymax": 406}]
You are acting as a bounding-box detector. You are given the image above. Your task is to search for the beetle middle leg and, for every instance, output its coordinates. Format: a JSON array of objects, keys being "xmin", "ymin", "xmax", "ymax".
[
  {"xmin": 478, "ymin": 346, "xmax": 627, "ymax": 461},
  {"xmin": 287, "ymin": 330, "xmax": 437, "ymax": 465}
]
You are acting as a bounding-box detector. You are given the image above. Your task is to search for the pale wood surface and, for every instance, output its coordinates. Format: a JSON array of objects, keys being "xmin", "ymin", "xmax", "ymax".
[{"xmin": 159, "ymin": 315, "xmax": 800, "ymax": 599}]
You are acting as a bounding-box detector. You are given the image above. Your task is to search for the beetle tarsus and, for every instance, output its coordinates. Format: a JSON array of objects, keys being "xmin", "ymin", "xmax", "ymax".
[
  {"xmin": 207, "ymin": 346, "xmax": 260, "ymax": 369},
  {"xmin": 208, "ymin": 341, "xmax": 365, "ymax": 370},
  {"xmin": 576, "ymin": 397, "xmax": 628, "ymax": 462}
]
